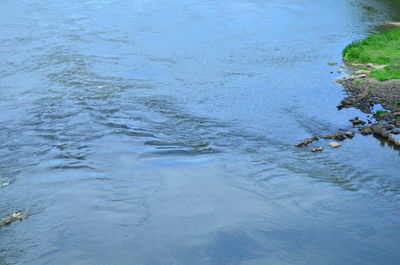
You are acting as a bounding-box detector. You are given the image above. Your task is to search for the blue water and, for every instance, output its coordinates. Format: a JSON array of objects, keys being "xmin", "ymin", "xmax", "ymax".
[{"xmin": 1, "ymin": 0, "xmax": 400, "ymax": 264}]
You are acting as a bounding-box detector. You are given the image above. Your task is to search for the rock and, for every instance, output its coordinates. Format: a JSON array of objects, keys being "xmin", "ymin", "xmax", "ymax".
[
  {"xmin": 349, "ymin": 117, "xmax": 366, "ymax": 126},
  {"xmin": 329, "ymin": 142, "xmax": 341, "ymax": 148},
  {"xmin": 357, "ymin": 74, "xmax": 367, "ymax": 78},
  {"xmin": 391, "ymin": 129, "xmax": 400, "ymax": 134},
  {"xmin": 372, "ymin": 124, "xmax": 391, "ymax": 139},
  {"xmin": 344, "ymin": 76, "xmax": 356, "ymax": 81},
  {"xmin": 324, "ymin": 132, "xmax": 346, "ymax": 141},
  {"xmin": 360, "ymin": 123, "xmax": 391, "ymax": 138},
  {"xmin": 340, "ymin": 99, "xmax": 352, "ymax": 106},
  {"xmin": 328, "ymin": 62, "xmax": 338, "ymax": 66},
  {"xmin": 359, "ymin": 126, "xmax": 373, "ymax": 135},
  {"xmin": 337, "ymin": 98, "xmax": 353, "ymax": 110},
  {"xmin": 388, "ymin": 135, "xmax": 400, "ymax": 147},
  {"xmin": 375, "ymin": 112, "xmax": 392, "ymax": 120},
  {"xmin": 295, "ymin": 136, "xmax": 319, "ymax": 147},
  {"xmin": 345, "ymin": 131, "xmax": 355, "ymax": 138},
  {"xmin": 388, "ymin": 135, "xmax": 400, "ymax": 145},
  {"xmin": 10, "ymin": 212, "xmax": 25, "ymax": 219},
  {"xmin": 393, "ymin": 112, "xmax": 400, "ymax": 117},
  {"xmin": 386, "ymin": 124, "xmax": 395, "ymax": 130},
  {"xmin": 311, "ymin": 147, "xmax": 323, "ymax": 152},
  {"xmin": 0, "ymin": 212, "xmax": 27, "ymax": 226}
]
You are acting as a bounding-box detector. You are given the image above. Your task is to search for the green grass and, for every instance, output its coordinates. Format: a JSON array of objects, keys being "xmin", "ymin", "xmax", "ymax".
[
  {"xmin": 396, "ymin": 101, "xmax": 400, "ymax": 106},
  {"xmin": 370, "ymin": 65, "xmax": 400, "ymax": 81},
  {"xmin": 354, "ymin": 79, "xmax": 362, "ymax": 84},
  {"xmin": 375, "ymin": 110, "xmax": 388, "ymax": 116},
  {"xmin": 343, "ymin": 28, "xmax": 400, "ymax": 81}
]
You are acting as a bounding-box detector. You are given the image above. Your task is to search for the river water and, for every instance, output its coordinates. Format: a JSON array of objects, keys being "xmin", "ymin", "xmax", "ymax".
[{"xmin": 1, "ymin": 0, "xmax": 400, "ymax": 264}]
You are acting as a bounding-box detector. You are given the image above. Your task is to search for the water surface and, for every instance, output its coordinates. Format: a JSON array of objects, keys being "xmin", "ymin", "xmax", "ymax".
[{"xmin": 1, "ymin": 0, "xmax": 400, "ymax": 264}]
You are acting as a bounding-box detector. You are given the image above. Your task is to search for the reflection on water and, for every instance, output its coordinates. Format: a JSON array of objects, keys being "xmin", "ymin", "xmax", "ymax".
[{"xmin": 1, "ymin": 0, "xmax": 400, "ymax": 264}]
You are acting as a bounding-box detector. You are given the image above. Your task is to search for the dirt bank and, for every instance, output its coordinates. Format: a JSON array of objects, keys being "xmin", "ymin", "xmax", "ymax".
[
  {"xmin": 336, "ymin": 74, "xmax": 400, "ymax": 149},
  {"xmin": 337, "ymin": 76, "xmax": 400, "ymax": 119}
]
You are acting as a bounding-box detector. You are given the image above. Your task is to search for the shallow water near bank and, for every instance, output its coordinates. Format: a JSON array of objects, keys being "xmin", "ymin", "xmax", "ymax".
[{"xmin": 1, "ymin": 0, "xmax": 400, "ymax": 264}]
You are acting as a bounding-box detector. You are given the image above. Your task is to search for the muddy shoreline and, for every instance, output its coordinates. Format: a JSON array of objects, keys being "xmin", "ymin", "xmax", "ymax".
[
  {"xmin": 336, "ymin": 73, "xmax": 400, "ymax": 149},
  {"xmin": 337, "ymin": 76, "xmax": 400, "ymax": 114}
]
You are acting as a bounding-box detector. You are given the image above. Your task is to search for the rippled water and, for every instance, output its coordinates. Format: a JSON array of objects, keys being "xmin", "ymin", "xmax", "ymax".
[{"xmin": 1, "ymin": 0, "xmax": 400, "ymax": 264}]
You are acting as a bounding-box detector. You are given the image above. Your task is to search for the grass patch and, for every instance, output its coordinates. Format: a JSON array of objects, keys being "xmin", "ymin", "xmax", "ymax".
[
  {"xmin": 343, "ymin": 28, "xmax": 400, "ymax": 80},
  {"xmin": 396, "ymin": 101, "xmax": 400, "ymax": 106},
  {"xmin": 375, "ymin": 110, "xmax": 388, "ymax": 116},
  {"xmin": 354, "ymin": 79, "xmax": 362, "ymax": 84},
  {"xmin": 369, "ymin": 65, "xmax": 400, "ymax": 81}
]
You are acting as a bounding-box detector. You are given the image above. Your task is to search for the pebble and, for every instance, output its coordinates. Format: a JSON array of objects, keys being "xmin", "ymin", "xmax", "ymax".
[
  {"xmin": 311, "ymin": 147, "xmax": 323, "ymax": 152},
  {"xmin": 345, "ymin": 131, "xmax": 355, "ymax": 138},
  {"xmin": 329, "ymin": 142, "xmax": 341, "ymax": 148}
]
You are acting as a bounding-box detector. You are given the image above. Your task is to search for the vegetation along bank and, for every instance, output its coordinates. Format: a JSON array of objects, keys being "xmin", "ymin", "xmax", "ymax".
[
  {"xmin": 296, "ymin": 26, "xmax": 400, "ymax": 151},
  {"xmin": 338, "ymin": 26, "xmax": 400, "ymax": 148}
]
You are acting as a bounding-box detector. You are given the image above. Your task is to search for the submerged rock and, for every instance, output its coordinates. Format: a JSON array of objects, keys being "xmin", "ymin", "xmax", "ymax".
[
  {"xmin": 311, "ymin": 147, "xmax": 323, "ymax": 152},
  {"xmin": 295, "ymin": 136, "xmax": 319, "ymax": 147},
  {"xmin": 0, "ymin": 212, "xmax": 27, "ymax": 226},
  {"xmin": 329, "ymin": 142, "xmax": 341, "ymax": 148},
  {"xmin": 345, "ymin": 131, "xmax": 355, "ymax": 138},
  {"xmin": 0, "ymin": 177, "xmax": 10, "ymax": 187}
]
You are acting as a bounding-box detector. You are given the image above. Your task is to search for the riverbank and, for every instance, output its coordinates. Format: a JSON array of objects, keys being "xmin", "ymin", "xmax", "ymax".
[
  {"xmin": 343, "ymin": 27, "xmax": 400, "ymax": 81},
  {"xmin": 337, "ymin": 25, "xmax": 400, "ymax": 148}
]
